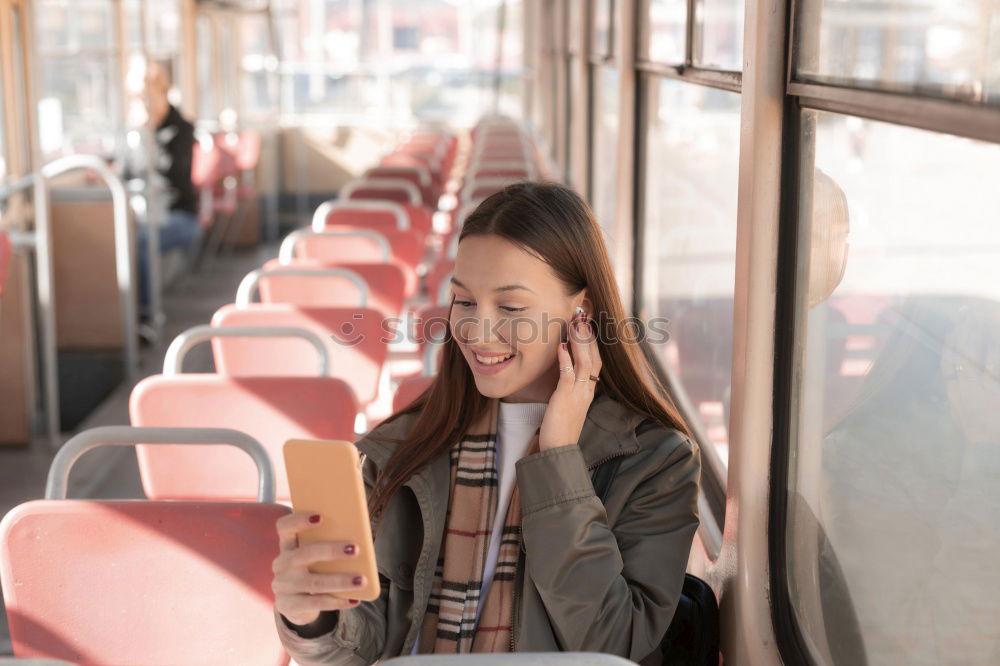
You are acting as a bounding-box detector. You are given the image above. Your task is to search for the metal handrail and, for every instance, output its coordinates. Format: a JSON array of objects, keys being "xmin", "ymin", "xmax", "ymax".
[
  {"xmin": 311, "ymin": 198, "xmax": 410, "ymax": 232},
  {"xmin": 460, "ymin": 176, "xmax": 520, "ymax": 203},
  {"xmin": 163, "ymin": 324, "xmax": 330, "ymax": 376},
  {"xmin": 340, "ymin": 178, "xmax": 421, "ymax": 206},
  {"xmin": 46, "ymin": 425, "xmax": 275, "ymax": 503},
  {"xmin": 365, "ymin": 164, "xmax": 430, "ymax": 187},
  {"xmin": 235, "ymin": 266, "xmax": 369, "ymax": 308},
  {"xmin": 33, "ymin": 156, "xmax": 137, "ymax": 448},
  {"xmin": 279, "ymin": 228, "xmax": 391, "ymax": 264}
]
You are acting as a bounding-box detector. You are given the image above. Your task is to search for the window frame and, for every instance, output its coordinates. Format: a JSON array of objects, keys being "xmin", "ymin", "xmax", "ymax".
[{"xmin": 767, "ymin": 1, "xmax": 1000, "ymax": 665}]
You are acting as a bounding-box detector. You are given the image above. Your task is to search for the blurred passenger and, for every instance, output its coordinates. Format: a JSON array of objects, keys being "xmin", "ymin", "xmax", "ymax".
[
  {"xmin": 134, "ymin": 62, "xmax": 200, "ymax": 319},
  {"xmin": 820, "ymin": 297, "xmax": 1000, "ymax": 665}
]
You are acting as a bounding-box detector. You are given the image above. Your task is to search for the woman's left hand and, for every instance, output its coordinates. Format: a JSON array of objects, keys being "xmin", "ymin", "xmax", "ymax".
[{"xmin": 539, "ymin": 312, "xmax": 602, "ymax": 451}]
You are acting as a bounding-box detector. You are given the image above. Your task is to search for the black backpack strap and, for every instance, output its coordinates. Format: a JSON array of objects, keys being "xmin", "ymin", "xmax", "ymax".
[{"xmin": 590, "ymin": 455, "xmax": 624, "ymax": 505}]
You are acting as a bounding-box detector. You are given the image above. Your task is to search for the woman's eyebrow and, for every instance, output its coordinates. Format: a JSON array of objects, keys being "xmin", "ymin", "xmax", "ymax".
[{"xmin": 450, "ymin": 277, "xmax": 535, "ymax": 294}]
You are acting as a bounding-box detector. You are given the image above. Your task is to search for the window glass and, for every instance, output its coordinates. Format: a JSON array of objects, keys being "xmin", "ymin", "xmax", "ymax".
[
  {"xmin": 592, "ymin": 0, "xmax": 612, "ymax": 58},
  {"xmin": 271, "ymin": 0, "xmax": 525, "ymax": 124},
  {"xmin": 643, "ymin": 0, "xmax": 687, "ymax": 64},
  {"xmin": 590, "ymin": 66, "xmax": 619, "ymax": 249},
  {"xmin": 568, "ymin": 0, "xmax": 582, "ymax": 54},
  {"xmin": 694, "ymin": 0, "xmax": 744, "ymax": 70},
  {"xmin": 0, "ymin": 41, "xmax": 7, "ymax": 182},
  {"xmin": 196, "ymin": 15, "xmax": 216, "ymax": 122},
  {"xmin": 641, "ymin": 76, "xmax": 741, "ymax": 465},
  {"xmin": 786, "ymin": 110, "xmax": 1000, "ymax": 665},
  {"xmin": 795, "ymin": 0, "xmax": 1000, "ymax": 105},
  {"xmin": 37, "ymin": 0, "xmax": 114, "ymax": 51},
  {"xmin": 240, "ymin": 14, "xmax": 279, "ymax": 118},
  {"xmin": 36, "ymin": 0, "xmax": 122, "ymax": 160}
]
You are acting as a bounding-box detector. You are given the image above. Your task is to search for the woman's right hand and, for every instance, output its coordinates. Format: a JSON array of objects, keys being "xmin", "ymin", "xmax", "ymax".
[{"xmin": 272, "ymin": 512, "xmax": 367, "ymax": 626}]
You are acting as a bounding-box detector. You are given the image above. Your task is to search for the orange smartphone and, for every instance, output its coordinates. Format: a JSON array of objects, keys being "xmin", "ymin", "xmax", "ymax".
[{"xmin": 283, "ymin": 439, "xmax": 381, "ymax": 601}]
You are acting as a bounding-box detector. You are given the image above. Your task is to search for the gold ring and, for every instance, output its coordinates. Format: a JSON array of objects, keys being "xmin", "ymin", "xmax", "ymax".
[
  {"xmin": 560, "ymin": 366, "xmax": 573, "ymax": 373},
  {"xmin": 590, "ymin": 375, "xmax": 600, "ymax": 382},
  {"xmin": 575, "ymin": 377, "xmax": 589, "ymax": 382}
]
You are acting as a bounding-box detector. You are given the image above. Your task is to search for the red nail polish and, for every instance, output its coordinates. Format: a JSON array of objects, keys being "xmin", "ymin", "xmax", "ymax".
[
  {"xmin": 561, "ymin": 342, "xmax": 567, "ymax": 350},
  {"xmin": 348, "ymin": 599, "xmax": 359, "ymax": 604},
  {"xmin": 308, "ymin": 514, "xmax": 321, "ymax": 524},
  {"xmin": 344, "ymin": 544, "xmax": 356, "ymax": 555},
  {"xmin": 353, "ymin": 576, "xmax": 363, "ymax": 586}
]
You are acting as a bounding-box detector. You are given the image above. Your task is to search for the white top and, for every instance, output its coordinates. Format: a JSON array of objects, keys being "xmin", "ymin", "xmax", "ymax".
[{"xmin": 410, "ymin": 400, "xmax": 547, "ymax": 654}]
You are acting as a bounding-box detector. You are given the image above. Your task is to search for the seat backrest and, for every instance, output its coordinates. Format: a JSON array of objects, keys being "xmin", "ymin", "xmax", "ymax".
[
  {"xmin": 0, "ymin": 499, "xmax": 289, "ymax": 665},
  {"xmin": 212, "ymin": 303, "xmax": 388, "ymax": 405},
  {"xmin": 392, "ymin": 375, "xmax": 435, "ymax": 412},
  {"xmin": 425, "ymin": 261, "xmax": 455, "ymax": 306},
  {"xmin": 130, "ymin": 374, "xmax": 357, "ymax": 501},
  {"xmin": 288, "ymin": 225, "xmax": 422, "ymax": 287},
  {"xmin": 262, "ymin": 257, "xmax": 407, "ymax": 317},
  {"xmin": 343, "ymin": 178, "xmax": 421, "ymax": 206}
]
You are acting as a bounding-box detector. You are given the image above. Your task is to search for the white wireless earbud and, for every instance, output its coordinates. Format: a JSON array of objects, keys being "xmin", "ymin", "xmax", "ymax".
[{"xmin": 575, "ymin": 306, "xmax": 585, "ymax": 316}]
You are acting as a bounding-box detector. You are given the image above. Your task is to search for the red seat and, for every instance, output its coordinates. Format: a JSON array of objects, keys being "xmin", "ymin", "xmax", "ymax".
[
  {"xmin": 393, "ymin": 375, "xmax": 435, "ymax": 412},
  {"xmin": 262, "ymin": 257, "xmax": 407, "ymax": 318},
  {"xmin": 0, "ymin": 230, "xmax": 11, "ymax": 298},
  {"xmin": 365, "ymin": 166, "xmax": 435, "ymax": 206},
  {"xmin": 211, "ymin": 303, "xmax": 389, "ymax": 406},
  {"xmin": 425, "ymin": 260, "xmax": 455, "ymax": 305},
  {"xmin": 0, "ymin": 499, "xmax": 289, "ymax": 665},
  {"xmin": 283, "ymin": 228, "xmax": 420, "ymax": 298},
  {"xmin": 343, "ymin": 178, "xmax": 421, "ymax": 207},
  {"xmin": 318, "ymin": 200, "xmax": 432, "ymax": 240},
  {"xmin": 130, "ymin": 375, "xmax": 357, "ymax": 501}
]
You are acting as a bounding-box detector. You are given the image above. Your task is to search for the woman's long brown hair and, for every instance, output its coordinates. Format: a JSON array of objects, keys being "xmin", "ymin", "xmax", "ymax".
[{"xmin": 367, "ymin": 181, "xmax": 691, "ymax": 524}]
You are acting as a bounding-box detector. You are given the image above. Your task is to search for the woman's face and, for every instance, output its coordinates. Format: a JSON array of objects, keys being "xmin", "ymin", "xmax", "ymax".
[{"xmin": 450, "ymin": 234, "xmax": 587, "ymax": 403}]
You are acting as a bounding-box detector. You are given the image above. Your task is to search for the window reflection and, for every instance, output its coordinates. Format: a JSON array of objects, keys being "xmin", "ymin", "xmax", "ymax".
[
  {"xmin": 796, "ymin": 0, "xmax": 1000, "ymax": 104},
  {"xmin": 270, "ymin": 0, "xmax": 526, "ymax": 123},
  {"xmin": 789, "ymin": 111, "xmax": 1000, "ymax": 665},
  {"xmin": 593, "ymin": 0, "xmax": 613, "ymax": 57},
  {"xmin": 641, "ymin": 77, "xmax": 741, "ymax": 465},
  {"xmin": 644, "ymin": 0, "xmax": 687, "ymax": 64},
  {"xmin": 590, "ymin": 66, "xmax": 620, "ymax": 249},
  {"xmin": 36, "ymin": 0, "xmax": 123, "ymax": 160},
  {"xmin": 694, "ymin": 0, "xmax": 744, "ymax": 70}
]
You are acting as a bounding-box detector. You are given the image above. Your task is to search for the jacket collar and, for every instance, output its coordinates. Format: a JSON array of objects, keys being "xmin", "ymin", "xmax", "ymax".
[{"xmin": 355, "ymin": 389, "xmax": 646, "ymax": 473}]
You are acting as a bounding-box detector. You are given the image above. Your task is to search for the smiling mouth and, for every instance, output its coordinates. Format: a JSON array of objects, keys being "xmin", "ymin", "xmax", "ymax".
[{"xmin": 474, "ymin": 351, "xmax": 515, "ymax": 365}]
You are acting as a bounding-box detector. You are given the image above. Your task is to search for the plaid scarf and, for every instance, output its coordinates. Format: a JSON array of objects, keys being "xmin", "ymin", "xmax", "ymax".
[{"xmin": 418, "ymin": 398, "xmax": 539, "ymax": 653}]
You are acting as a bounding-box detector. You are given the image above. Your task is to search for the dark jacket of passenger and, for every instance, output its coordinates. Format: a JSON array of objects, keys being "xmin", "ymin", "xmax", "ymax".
[
  {"xmin": 274, "ymin": 391, "xmax": 701, "ymax": 665},
  {"xmin": 155, "ymin": 104, "xmax": 196, "ymax": 215}
]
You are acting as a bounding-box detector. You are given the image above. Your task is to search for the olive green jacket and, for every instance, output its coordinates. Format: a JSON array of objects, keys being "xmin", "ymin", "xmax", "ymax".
[{"xmin": 274, "ymin": 392, "xmax": 701, "ymax": 664}]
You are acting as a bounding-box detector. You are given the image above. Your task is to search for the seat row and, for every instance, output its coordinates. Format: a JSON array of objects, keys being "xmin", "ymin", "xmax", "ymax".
[{"xmin": 0, "ymin": 118, "xmax": 545, "ymax": 664}]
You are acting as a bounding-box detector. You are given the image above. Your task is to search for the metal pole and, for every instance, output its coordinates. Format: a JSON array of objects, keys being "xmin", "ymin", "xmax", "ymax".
[{"xmin": 35, "ymin": 155, "xmax": 138, "ymax": 449}]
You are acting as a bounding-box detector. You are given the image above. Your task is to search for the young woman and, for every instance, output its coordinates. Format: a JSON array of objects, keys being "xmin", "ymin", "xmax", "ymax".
[{"xmin": 271, "ymin": 182, "xmax": 701, "ymax": 665}]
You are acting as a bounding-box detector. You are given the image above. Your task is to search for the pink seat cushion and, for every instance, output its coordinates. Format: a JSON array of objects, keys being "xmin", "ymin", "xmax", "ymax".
[
  {"xmin": 130, "ymin": 374, "xmax": 357, "ymax": 501},
  {"xmin": 0, "ymin": 500, "xmax": 289, "ymax": 665},
  {"xmin": 211, "ymin": 303, "xmax": 389, "ymax": 405},
  {"xmin": 262, "ymin": 258, "xmax": 407, "ymax": 317}
]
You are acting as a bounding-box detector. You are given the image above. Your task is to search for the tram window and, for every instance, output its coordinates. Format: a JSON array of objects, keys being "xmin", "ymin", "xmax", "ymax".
[
  {"xmin": 590, "ymin": 66, "xmax": 620, "ymax": 248},
  {"xmin": 795, "ymin": 0, "xmax": 1000, "ymax": 105},
  {"xmin": 124, "ymin": 0, "xmax": 180, "ymax": 52},
  {"xmin": 592, "ymin": 0, "xmax": 613, "ymax": 58},
  {"xmin": 642, "ymin": 0, "xmax": 687, "ymax": 64},
  {"xmin": 0, "ymin": 53, "xmax": 6, "ymax": 182},
  {"xmin": 568, "ymin": 0, "xmax": 582, "ymax": 54},
  {"xmin": 640, "ymin": 76, "xmax": 741, "ymax": 467},
  {"xmin": 785, "ymin": 111, "xmax": 1000, "ymax": 665},
  {"xmin": 37, "ymin": 0, "xmax": 114, "ymax": 51},
  {"xmin": 36, "ymin": 0, "xmax": 122, "ymax": 159},
  {"xmin": 240, "ymin": 14, "xmax": 278, "ymax": 118},
  {"xmin": 196, "ymin": 15, "xmax": 216, "ymax": 122},
  {"xmin": 693, "ymin": 0, "xmax": 744, "ymax": 71}
]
